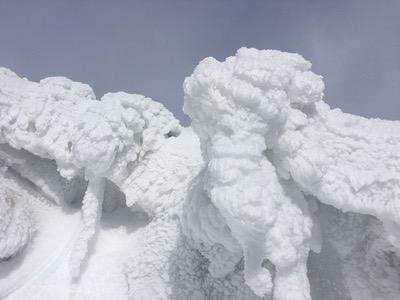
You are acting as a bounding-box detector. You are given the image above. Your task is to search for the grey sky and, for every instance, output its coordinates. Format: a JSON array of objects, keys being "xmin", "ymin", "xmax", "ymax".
[{"xmin": 0, "ymin": 0, "xmax": 399, "ymax": 125}]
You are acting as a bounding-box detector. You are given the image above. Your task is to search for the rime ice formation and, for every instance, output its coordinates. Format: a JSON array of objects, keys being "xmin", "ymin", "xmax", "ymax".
[
  {"xmin": 0, "ymin": 68, "xmax": 180, "ymax": 181},
  {"xmin": 0, "ymin": 67, "xmax": 180, "ymax": 280},
  {"xmin": 183, "ymin": 48, "xmax": 400, "ymax": 300},
  {"xmin": 272, "ymin": 102, "xmax": 400, "ymax": 247},
  {"xmin": 1, "ymin": 48, "xmax": 400, "ymax": 300}
]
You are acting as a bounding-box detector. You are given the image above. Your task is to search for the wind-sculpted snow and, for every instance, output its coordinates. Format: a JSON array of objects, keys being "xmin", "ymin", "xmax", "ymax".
[
  {"xmin": 1, "ymin": 47, "xmax": 400, "ymax": 300},
  {"xmin": 272, "ymin": 102, "xmax": 400, "ymax": 246},
  {"xmin": 0, "ymin": 68, "xmax": 180, "ymax": 181},
  {"xmin": 183, "ymin": 47, "xmax": 400, "ymax": 299},
  {"xmin": 184, "ymin": 48, "xmax": 321, "ymax": 299},
  {"xmin": 123, "ymin": 129, "xmax": 263, "ymax": 299},
  {"xmin": 0, "ymin": 67, "xmax": 181, "ymax": 281}
]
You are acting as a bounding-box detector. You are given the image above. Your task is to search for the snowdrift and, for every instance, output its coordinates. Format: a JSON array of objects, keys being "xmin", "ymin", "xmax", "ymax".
[{"xmin": 0, "ymin": 48, "xmax": 399, "ymax": 299}]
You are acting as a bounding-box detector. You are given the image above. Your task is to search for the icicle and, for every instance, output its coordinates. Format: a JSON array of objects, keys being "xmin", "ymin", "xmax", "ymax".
[{"xmin": 69, "ymin": 178, "xmax": 105, "ymax": 280}]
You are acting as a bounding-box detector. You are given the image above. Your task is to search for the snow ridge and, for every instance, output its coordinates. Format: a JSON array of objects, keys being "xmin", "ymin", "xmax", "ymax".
[
  {"xmin": 0, "ymin": 67, "xmax": 180, "ymax": 280},
  {"xmin": 0, "ymin": 68, "xmax": 180, "ymax": 181}
]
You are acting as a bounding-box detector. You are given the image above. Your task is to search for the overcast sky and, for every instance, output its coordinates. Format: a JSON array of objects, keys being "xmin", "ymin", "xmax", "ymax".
[{"xmin": 0, "ymin": 0, "xmax": 399, "ymax": 125}]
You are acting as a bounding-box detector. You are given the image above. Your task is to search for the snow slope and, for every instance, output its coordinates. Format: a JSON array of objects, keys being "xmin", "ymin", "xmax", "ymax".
[{"xmin": 1, "ymin": 48, "xmax": 400, "ymax": 299}]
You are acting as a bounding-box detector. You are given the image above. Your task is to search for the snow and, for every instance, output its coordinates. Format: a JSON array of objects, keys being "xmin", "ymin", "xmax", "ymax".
[
  {"xmin": 69, "ymin": 178, "xmax": 105, "ymax": 279},
  {"xmin": 183, "ymin": 48, "xmax": 320, "ymax": 299},
  {"xmin": 183, "ymin": 48, "xmax": 400, "ymax": 299},
  {"xmin": 0, "ymin": 68, "xmax": 180, "ymax": 181},
  {"xmin": 1, "ymin": 48, "xmax": 400, "ymax": 299},
  {"xmin": 0, "ymin": 176, "xmax": 35, "ymax": 261},
  {"xmin": 1, "ymin": 171, "xmax": 147, "ymax": 299},
  {"xmin": 272, "ymin": 102, "xmax": 400, "ymax": 246},
  {"xmin": 0, "ymin": 67, "xmax": 181, "ymax": 280}
]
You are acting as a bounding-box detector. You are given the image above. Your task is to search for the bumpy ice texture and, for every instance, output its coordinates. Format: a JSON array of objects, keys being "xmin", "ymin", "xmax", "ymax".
[
  {"xmin": 183, "ymin": 48, "xmax": 321, "ymax": 299},
  {"xmin": 1, "ymin": 47, "xmax": 400, "ymax": 300},
  {"xmin": 183, "ymin": 47, "xmax": 400, "ymax": 299}
]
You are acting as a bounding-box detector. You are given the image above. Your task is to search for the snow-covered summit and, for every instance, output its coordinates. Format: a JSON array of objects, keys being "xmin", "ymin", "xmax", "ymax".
[{"xmin": 1, "ymin": 48, "xmax": 400, "ymax": 300}]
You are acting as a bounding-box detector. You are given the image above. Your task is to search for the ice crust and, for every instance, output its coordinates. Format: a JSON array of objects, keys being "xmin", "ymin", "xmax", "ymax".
[{"xmin": 0, "ymin": 48, "xmax": 399, "ymax": 299}]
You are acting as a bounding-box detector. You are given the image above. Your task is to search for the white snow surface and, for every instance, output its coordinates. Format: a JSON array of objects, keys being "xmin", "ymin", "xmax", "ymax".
[
  {"xmin": 184, "ymin": 48, "xmax": 321, "ymax": 299},
  {"xmin": 0, "ymin": 176, "xmax": 36, "ymax": 261},
  {"xmin": 0, "ymin": 48, "xmax": 399, "ymax": 299}
]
